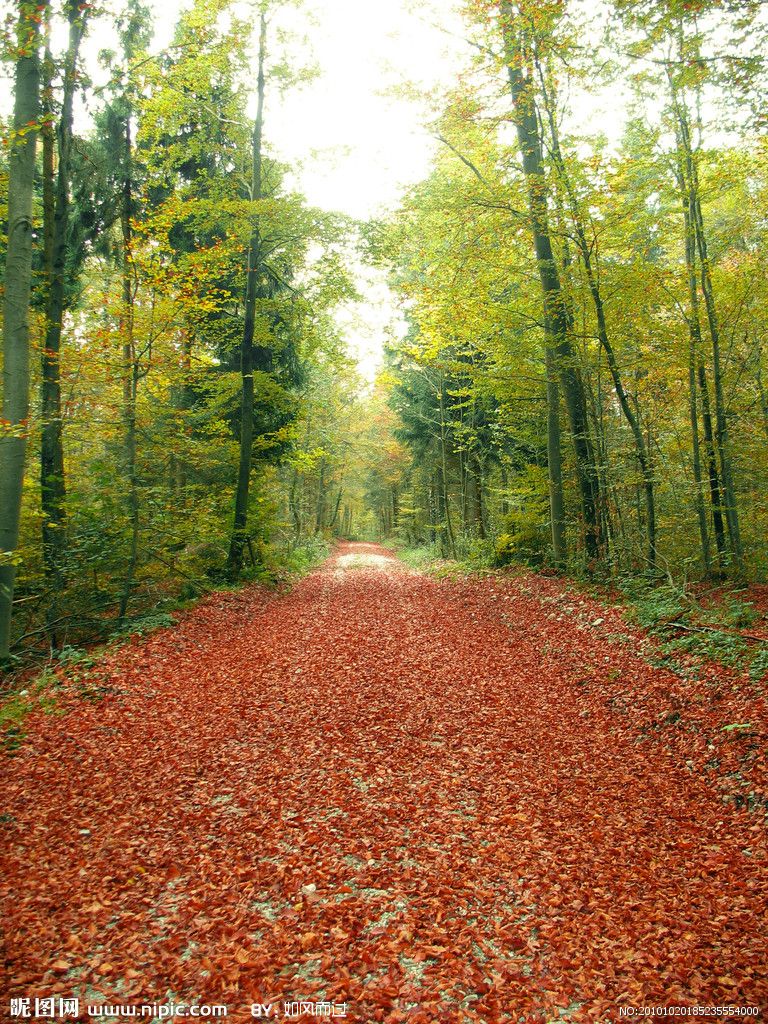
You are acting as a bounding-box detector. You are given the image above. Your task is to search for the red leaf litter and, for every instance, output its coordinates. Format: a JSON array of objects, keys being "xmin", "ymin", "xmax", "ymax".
[{"xmin": 2, "ymin": 543, "xmax": 766, "ymax": 1023}]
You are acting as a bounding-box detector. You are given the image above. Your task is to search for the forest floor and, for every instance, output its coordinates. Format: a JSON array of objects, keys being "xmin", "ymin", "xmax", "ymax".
[{"xmin": 1, "ymin": 542, "xmax": 766, "ymax": 1023}]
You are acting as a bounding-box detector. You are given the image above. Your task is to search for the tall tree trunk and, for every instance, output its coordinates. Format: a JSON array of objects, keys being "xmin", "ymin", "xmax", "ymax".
[
  {"xmin": 40, "ymin": 0, "xmax": 86, "ymax": 593},
  {"xmin": 227, "ymin": 9, "xmax": 267, "ymax": 579},
  {"xmin": 688, "ymin": 342, "xmax": 711, "ymax": 573},
  {"xmin": 428, "ymin": 472, "xmax": 438, "ymax": 545},
  {"xmin": 170, "ymin": 328, "xmax": 193, "ymax": 494},
  {"xmin": 119, "ymin": 113, "xmax": 139, "ymax": 621},
  {"xmin": 669, "ymin": 55, "xmax": 741, "ymax": 570},
  {"xmin": 499, "ymin": 463, "xmax": 510, "ymax": 520},
  {"xmin": 328, "ymin": 487, "xmax": 344, "ymax": 532},
  {"xmin": 289, "ymin": 468, "xmax": 302, "ymax": 539},
  {"xmin": 691, "ymin": 189, "xmax": 742, "ymax": 567},
  {"xmin": 675, "ymin": 149, "xmax": 726, "ymax": 567},
  {"xmin": 545, "ymin": 342, "xmax": 566, "ymax": 565},
  {"xmin": 698, "ymin": 360, "xmax": 727, "ymax": 566},
  {"xmin": 756, "ymin": 358, "xmax": 768, "ymax": 441},
  {"xmin": 500, "ymin": 4, "xmax": 601, "ymax": 560},
  {"xmin": 289, "ymin": 417, "xmax": 311, "ymax": 540},
  {"xmin": 433, "ymin": 468, "xmax": 447, "ymax": 555},
  {"xmin": 579, "ymin": 252, "xmax": 656, "ymax": 567},
  {"xmin": 459, "ymin": 449, "xmax": 471, "ymax": 536},
  {"xmin": 679, "ymin": 195, "xmax": 711, "ymax": 573},
  {"xmin": 41, "ymin": 33, "xmax": 55, "ymax": 294},
  {"xmin": 472, "ymin": 458, "xmax": 486, "ymax": 540},
  {"xmin": 0, "ymin": 2, "xmax": 45, "ymax": 662},
  {"xmin": 586, "ymin": 373, "xmax": 614, "ymax": 568}
]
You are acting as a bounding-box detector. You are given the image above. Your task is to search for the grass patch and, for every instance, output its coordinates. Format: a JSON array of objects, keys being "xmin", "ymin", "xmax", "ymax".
[{"xmin": 394, "ymin": 540, "xmax": 499, "ymax": 578}]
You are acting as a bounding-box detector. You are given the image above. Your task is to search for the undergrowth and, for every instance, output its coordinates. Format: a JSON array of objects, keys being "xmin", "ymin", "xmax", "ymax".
[
  {"xmin": 278, "ymin": 537, "xmax": 331, "ymax": 578},
  {"xmin": 394, "ymin": 540, "xmax": 499, "ymax": 578},
  {"xmin": 604, "ymin": 577, "xmax": 767, "ymax": 683}
]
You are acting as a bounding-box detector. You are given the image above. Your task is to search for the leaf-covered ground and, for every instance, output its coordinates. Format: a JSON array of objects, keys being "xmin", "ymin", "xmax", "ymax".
[{"xmin": 2, "ymin": 543, "xmax": 766, "ymax": 1022}]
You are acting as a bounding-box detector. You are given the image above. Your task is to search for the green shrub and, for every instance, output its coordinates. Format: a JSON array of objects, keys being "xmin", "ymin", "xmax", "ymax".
[
  {"xmin": 627, "ymin": 583, "xmax": 688, "ymax": 630},
  {"xmin": 494, "ymin": 525, "xmax": 547, "ymax": 567}
]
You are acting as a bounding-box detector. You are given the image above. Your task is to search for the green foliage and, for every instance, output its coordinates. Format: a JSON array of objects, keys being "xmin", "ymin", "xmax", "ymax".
[
  {"xmin": 748, "ymin": 648, "xmax": 768, "ymax": 684},
  {"xmin": 53, "ymin": 645, "xmax": 97, "ymax": 670},
  {"xmin": 712, "ymin": 597, "xmax": 758, "ymax": 630},
  {"xmin": 279, "ymin": 538, "xmax": 331, "ymax": 577},
  {"xmin": 395, "ymin": 541, "xmax": 498, "ymax": 578},
  {"xmin": 456, "ymin": 537, "xmax": 496, "ymax": 567},
  {"xmin": 494, "ymin": 530, "xmax": 545, "ymax": 568},
  {"xmin": 0, "ymin": 0, "xmax": 360, "ymax": 665},
  {"xmin": 395, "ymin": 543, "xmax": 447, "ymax": 572},
  {"xmin": 494, "ymin": 467, "xmax": 550, "ymax": 567},
  {"xmin": 358, "ymin": 0, "xmax": 768, "ymax": 584},
  {"xmin": 661, "ymin": 629, "xmax": 749, "ymax": 671},
  {"xmin": 624, "ymin": 583, "xmax": 688, "ymax": 631},
  {"xmin": 3, "ymin": 0, "xmax": 768, "ymax": 671},
  {"xmin": 109, "ymin": 612, "xmax": 178, "ymax": 641},
  {"xmin": 0, "ymin": 668, "xmax": 62, "ymax": 751},
  {"xmin": 494, "ymin": 520, "xmax": 549, "ymax": 568}
]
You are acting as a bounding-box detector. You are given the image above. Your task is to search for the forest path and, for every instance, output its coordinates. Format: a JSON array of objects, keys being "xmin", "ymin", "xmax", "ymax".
[{"xmin": 2, "ymin": 542, "xmax": 766, "ymax": 1022}]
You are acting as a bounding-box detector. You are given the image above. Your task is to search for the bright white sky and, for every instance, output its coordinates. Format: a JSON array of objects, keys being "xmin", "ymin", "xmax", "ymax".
[
  {"xmin": 150, "ymin": 0, "xmax": 470, "ymax": 384},
  {"xmin": 143, "ymin": 0, "xmax": 466, "ymax": 218}
]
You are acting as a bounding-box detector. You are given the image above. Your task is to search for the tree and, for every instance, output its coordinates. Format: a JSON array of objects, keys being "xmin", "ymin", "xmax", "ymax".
[
  {"xmin": 39, "ymin": 0, "xmax": 89, "ymax": 593},
  {"xmin": 0, "ymin": 0, "xmax": 46, "ymax": 661},
  {"xmin": 227, "ymin": 6, "xmax": 268, "ymax": 579},
  {"xmin": 499, "ymin": 0, "xmax": 602, "ymax": 562},
  {"xmin": 612, "ymin": 0, "xmax": 758, "ymax": 573},
  {"xmin": 106, "ymin": 0, "xmax": 153, "ymax": 620}
]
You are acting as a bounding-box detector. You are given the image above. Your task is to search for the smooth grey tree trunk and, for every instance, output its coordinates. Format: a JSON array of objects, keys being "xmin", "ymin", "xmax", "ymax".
[
  {"xmin": 438, "ymin": 381, "xmax": 457, "ymax": 559},
  {"xmin": 118, "ymin": 104, "xmax": 140, "ymax": 622},
  {"xmin": 545, "ymin": 346, "xmax": 566, "ymax": 563},
  {"xmin": 674, "ymin": 119, "xmax": 727, "ymax": 568}
]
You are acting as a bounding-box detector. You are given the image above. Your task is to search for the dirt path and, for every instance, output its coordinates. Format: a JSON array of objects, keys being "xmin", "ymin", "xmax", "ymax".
[{"xmin": 2, "ymin": 543, "xmax": 766, "ymax": 1023}]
